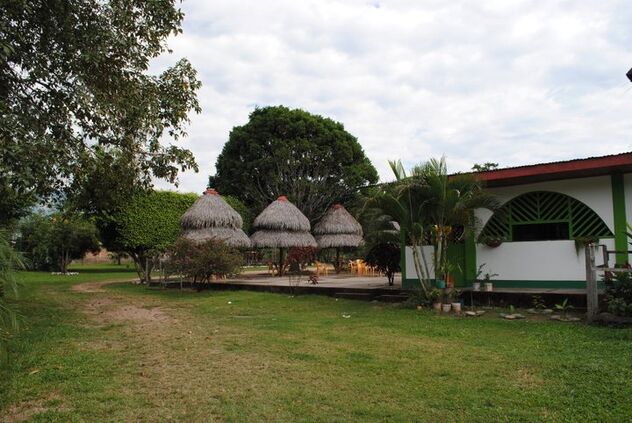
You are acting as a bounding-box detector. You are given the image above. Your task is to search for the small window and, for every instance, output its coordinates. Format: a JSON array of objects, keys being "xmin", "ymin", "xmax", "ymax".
[{"xmin": 512, "ymin": 222, "xmax": 569, "ymax": 241}]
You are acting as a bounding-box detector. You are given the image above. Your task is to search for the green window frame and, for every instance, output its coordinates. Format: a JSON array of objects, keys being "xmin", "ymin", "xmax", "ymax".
[{"xmin": 479, "ymin": 191, "xmax": 613, "ymax": 242}]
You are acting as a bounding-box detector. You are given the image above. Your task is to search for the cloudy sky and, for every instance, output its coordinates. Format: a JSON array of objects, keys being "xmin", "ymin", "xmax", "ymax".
[{"xmin": 152, "ymin": 0, "xmax": 632, "ymax": 193}]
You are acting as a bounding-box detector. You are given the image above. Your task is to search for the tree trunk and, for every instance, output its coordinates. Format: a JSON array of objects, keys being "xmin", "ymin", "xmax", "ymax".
[
  {"xmin": 278, "ymin": 248, "xmax": 285, "ymax": 276},
  {"xmin": 335, "ymin": 248, "xmax": 341, "ymax": 273},
  {"xmin": 130, "ymin": 252, "xmax": 146, "ymax": 283}
]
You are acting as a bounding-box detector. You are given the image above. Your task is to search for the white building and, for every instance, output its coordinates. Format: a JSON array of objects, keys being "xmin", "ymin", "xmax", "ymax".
[{"xmin": 402, "ymin": 152, "xmax": 632, "ymax": 289}]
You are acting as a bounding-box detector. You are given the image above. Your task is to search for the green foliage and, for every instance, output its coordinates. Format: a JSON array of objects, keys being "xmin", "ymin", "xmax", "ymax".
[
  {"xmin": 531, "ymin": 295, "xmax": 547, "ymax": 310},
  {"xmin": 16, "ymin": 212, "xmax": 100, "ymax": 272},
  {"xmin": 166, "ymin": 238, "xmax": 243, "ymax": 285},
  {"xmin": 0, "ymin": 0, "xmax": 201, "ymax": 219},
  {"xmin": 404, "ymin": 287, "xmax": 441, "ymax": 308},
  {"xmin": 0, "ymin": 231, "xmax": 24, "ymax": 364},
  {"xmin": 605, "ymin": 272, "xmax": 632, "ymax": 317},
  {"xmin": 364, "ymin": 243, "xmax": 401, "ymax": 286},
  {"xmin": 0, "ymin": 181, "xmax": 35, "ymax": 229},
  {"xmin": 49, "ymin": 214, "xmax": 101, "ymax": 273},
  {"xmin": 106, "ymin": 190, "xmax": 197, "ymax": 282},
  {"xmin": 554, "ymin": 298, "xmax": 574, "ymax": 317},
  {"xmin": 471, "ymin": 162, "xmax": 499, "ymax": 172},
  {"xmin": 16, "ymin": 214, "xmax": 53, "ymax": 270},
  {"xmin": 115, "ymin": 191, "xmax": 197, "ymax": 253},
  {"xmin": 212, "ymin": 106, "xmax": 378, "ymax": 221}
]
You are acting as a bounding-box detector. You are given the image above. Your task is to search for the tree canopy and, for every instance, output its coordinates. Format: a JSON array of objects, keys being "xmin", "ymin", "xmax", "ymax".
[
  {"xmin": 105, "ymin": 191, "xmax": 197, "ymax": 280},
  {"xmin": 211, "ymin": 106, "xmax": 379, "ymax": 222},
  {"xmin": 0, "ymin": 0, "xmax": 201, "ymax": 223}
]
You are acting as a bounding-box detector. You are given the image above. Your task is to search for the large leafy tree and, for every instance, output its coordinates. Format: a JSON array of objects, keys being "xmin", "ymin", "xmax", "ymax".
[
  {"xmin": 0, "ymin": 0, "xmax": 201, "ymax": 221},
  {"xmin": 369, "ymin": 157, "xmax": 498, "ymax": 294},
  {"xmin": 16, "ymin": 212, "xmax": 101, "ymax": 272},
  {"xmin": 211, "ymin": 106, "xmax": 379, "ymax": 222},
  {"xmin": 104, "ymin": 190, "xmax": 198, "ymax": 282}
]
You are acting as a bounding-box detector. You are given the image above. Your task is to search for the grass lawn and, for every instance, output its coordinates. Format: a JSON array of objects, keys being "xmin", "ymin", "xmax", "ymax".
[{"xmin": 1, "ymin": 265, "xmax": 632, "ymax": 422}]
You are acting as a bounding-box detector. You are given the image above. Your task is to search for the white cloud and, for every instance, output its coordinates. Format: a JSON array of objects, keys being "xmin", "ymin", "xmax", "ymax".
[{"xmin": 151, "ymin": 0, "xmax": 632, "ymax": 192}]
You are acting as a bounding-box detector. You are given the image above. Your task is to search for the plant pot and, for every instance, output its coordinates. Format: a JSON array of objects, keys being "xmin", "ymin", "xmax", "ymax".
[
  {"xmin": 433, "ymin": 302, "xmax": 442, "ymax": 311},
  {"xmin": 442, "ymin": 303, "xmax": 452, "ymax": 313},
  {"xmin": 485, "ymin": 238, "xmax": 502, "ymax": 248},
  {"xmin": 452, "ymin": 302, "xmax": 462, "ymax": 313},
  {"xmin": 484, "ymin": 282, "xmax": 493, "ymax": 292},
  {"xmin": 416, "ymin": 305, "xmax": 423, "ymax": 311},
  {"xmin": 436, "ymin": 279, "xmax": 446, "ymax": 289},
  {"xmin": 473, "ymin": 282, "xmax": 481, "ymax": 291}
]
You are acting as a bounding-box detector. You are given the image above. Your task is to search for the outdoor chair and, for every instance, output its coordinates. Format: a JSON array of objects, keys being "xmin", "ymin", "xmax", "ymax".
[{"xmin": 315, "ymin": 261, "xmax": 329, "ymax": 276}]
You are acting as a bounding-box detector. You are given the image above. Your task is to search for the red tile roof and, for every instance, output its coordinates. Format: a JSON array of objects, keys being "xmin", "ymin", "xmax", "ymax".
[{"xmin": 471, "ymin": 152, "xmax": 632, "ymax": 187}]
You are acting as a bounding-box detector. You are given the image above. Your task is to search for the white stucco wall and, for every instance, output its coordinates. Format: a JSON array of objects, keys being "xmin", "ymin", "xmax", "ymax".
[
  {"xmin": 405, "ymin": 246, "xmax": 435, "ymax": 279},
  {"xmin": 475, "ymin": 176, "xmax": 615, "ymax": 281},
  {"xmin": 476, "ymin": 239, "xmax": 613, "ymax": 281}
]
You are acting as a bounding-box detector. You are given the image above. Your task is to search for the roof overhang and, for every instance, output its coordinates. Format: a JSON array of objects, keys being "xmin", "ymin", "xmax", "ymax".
[{"xmin": 467, "ymin": 153, "xmax": 632, "ymax": 188}]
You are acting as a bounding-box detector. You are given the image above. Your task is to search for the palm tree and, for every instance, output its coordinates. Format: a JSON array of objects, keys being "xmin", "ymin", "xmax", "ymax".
[{"xmin": 369, "ymin": 157, "xmax": 497, "ymax": 294}]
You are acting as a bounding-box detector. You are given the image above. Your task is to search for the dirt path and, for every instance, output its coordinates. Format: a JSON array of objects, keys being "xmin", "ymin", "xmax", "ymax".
[
  {"xmin": 72, "ymin": 279, "xmax": 175, "ymax": 327},
  {"xmin": 71, "ymin": 278, "xmax": 137, "ymax": 293}
]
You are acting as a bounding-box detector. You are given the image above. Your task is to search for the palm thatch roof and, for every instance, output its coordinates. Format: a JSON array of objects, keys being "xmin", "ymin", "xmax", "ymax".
[
  {"xmin": 181, "ymin": 188, "xmax": 243, "ymax": 230},
  {"xmin": 313, "ymin": 204, "xmax": 363, "ymax": 248},
  {"xmin": 250, "ymin": 196, "xmax": 316, "ymax": 248},
  {"xmin": 181, "ymin": 227, "xmax": 251, "ymax": 248},
  {"xmin": 313, "ymin": 204, "xmax": 362, "ymax": 235},
  {"xmin": 250, "ymin": 229, "xmax": 317, "ymax": 248},
  {"xmin": 314, "ymin": 233, "xmax": 363, "ymax": 249},
  {"xmin": 180, "ymin": 188, "xmax": 251, "ymax": 248},
  {"xmin": 252, "ymin": 196, "xmax": 310, "ymax": 232}
]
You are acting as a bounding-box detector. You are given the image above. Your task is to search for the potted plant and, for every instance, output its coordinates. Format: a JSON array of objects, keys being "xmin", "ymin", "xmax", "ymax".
[
  {"xmin": 480, "ymin": 235, "xmax": 503, "ymax": 248},
  {"xmin": 428, "ymin": 288, "xmax": 442, "ymax": 311},
  {"xmin": 450, "ymin": 288, "xmax": 462, "ymax": 313},
  {"xmin": 473, "ymin": 264, "xmax": 498, "ymax": 292}
]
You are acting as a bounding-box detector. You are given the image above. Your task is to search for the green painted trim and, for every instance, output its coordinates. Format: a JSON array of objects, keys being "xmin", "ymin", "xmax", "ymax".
[
  {"xmin": 611, "ymin": 173, "xmax": 628, "ymax": 265},
  {"xmin": 465, "ymin": 235, "xmax": 476, "ymax": 283},
  {"xmin": 403, "ymin": 278, "xmax": 603, "ymax": 290}
]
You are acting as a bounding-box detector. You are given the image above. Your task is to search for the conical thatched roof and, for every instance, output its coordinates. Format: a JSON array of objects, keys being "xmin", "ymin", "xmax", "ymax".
[
  {"xmin": 253, "ymin": 196, "xmax": 310, "ymax": 232},
  {"xmin": 250, "ymin": 196, "xmax": 317, "ymax": 248},
  {"xmin": 181, "ymin": 188, "xmax": 243, "ymax": 230},
  {"xmin": 314, "ymin": 204, "xmax": 364, "ymax": 248},
  {"xmin": 314, "ymin": 204, "xmax": 362, "ymax": 235},
  {"xmin": 180, "ymin": 188, "xmax": 251, "ymax": 248},
  {"xmin": 181, "ymin": 227, "xmax": 251, "ymax": 248}
]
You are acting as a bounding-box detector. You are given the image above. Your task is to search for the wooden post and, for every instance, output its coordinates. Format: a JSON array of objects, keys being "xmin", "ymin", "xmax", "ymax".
[{"xmin": 585, "ymin": 244, "xmax": 599, "ymax": 320}]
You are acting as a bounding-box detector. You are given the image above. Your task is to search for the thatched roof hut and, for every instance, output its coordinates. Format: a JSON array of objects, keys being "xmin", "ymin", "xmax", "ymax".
[
  {"xmin": 250, "ymin": 196, "xmax": 316, "ymax": 276},
  {"xmin": 250, "ymin": 196, "xmax": 317, "ymax": 248},
  {"xmin": 313, "ymin": 204, "xmax": 363, "ymax": 248},
  {"xmin": 180, "ymin": 188, "xmax": 251, "ymax": 248}
]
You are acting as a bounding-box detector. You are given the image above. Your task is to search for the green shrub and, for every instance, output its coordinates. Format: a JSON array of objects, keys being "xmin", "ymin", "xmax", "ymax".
[
  {"xmin": 166, "ymin": 238, "xmax": 243, "ymax": 286},
  {"xmin": 364, "ymin": 243, "xmax": 401, "ymax": 286},
  {"xmin": 604, "ymin": 271, "xmax": 632, "ymax": 316},
  {"xmin": 16, "ymin": 212, "xmax": 100, "ymax": 272}
]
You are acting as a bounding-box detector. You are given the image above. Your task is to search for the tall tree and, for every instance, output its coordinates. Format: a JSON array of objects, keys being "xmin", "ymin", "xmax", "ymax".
[
  {"xmin": 0, "ymin": 0, "xmax": 201, "ymax": 222},
  {"xmin": 211, "ymin": 106, "xmax": 378, "ymax": 222}
]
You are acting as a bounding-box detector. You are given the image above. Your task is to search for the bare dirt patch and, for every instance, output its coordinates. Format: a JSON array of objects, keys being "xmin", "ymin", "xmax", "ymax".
[
  {"xmin": 83, "ymin": 296, "xmax": 173, "ymax": 328},
  {"xmin": 71, "ymin": 279, "xmax": 135, "ymax": 293},
  {"xmin": 2, "ymin": 392, "xmax": 66, "ymax": 423}
]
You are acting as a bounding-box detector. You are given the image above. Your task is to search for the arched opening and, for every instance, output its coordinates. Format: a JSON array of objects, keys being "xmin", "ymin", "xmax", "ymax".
[{"xmin": 478, "ymin": 191, "xmax": 613, "ymax": 242}]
